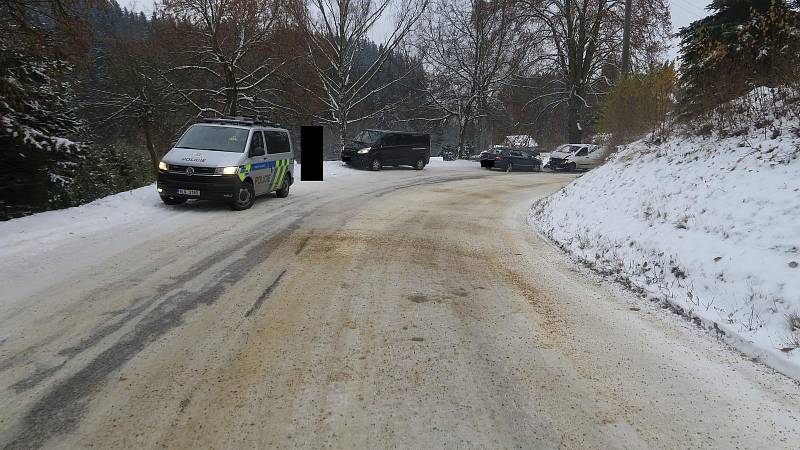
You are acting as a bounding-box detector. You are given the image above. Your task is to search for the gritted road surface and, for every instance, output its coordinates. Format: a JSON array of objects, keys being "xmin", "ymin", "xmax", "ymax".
[{"xmin": 1, "ymin": 163, "xmax": 799, "ymax": 449}]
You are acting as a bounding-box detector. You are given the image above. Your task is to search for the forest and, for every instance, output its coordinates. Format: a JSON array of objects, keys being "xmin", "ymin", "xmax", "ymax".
[{"xmin": 2, "ymin": 0, "xmax": 798, "ymax": 219}]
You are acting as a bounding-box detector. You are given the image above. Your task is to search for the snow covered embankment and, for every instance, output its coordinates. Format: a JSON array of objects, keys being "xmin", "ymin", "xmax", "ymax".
[{"xmin": 530, "ymin": 89, "xmax": 800, "ymax": 379}]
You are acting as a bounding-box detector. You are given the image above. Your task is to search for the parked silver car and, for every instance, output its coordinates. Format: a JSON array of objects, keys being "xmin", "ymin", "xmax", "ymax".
[{"xmin": 546, "ymin": 144, "xmax": 605, "ymax": 171}]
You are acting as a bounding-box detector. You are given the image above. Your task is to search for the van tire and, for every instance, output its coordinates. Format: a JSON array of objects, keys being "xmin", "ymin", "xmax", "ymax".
[
  {"xmin": 275, "ymin": 176, "xmax": 290, "ymax": 198},
  {"xmin": 230, "ymin": 181, "xmax": 256, "ymax": 211},
  {"xmin": 506, "ymin": 163, "xmax": 513, "ymax": 173},
  {"xmin": 369, "ymin": 158, "xmax": 382, "ymax": 171},
  {"xmin": 160, "ymin": 195, "xmax": 187, "ymax": 205},
  {"xmin": 412, "ymin": 158, "xmax": 426, "ymax": 170},
  {"xmin": 567, "ymin": 162, "xmax": 577, "ymax": 172}
]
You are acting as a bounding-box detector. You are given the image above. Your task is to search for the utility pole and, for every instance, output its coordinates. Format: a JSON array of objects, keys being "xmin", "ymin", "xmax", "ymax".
[{"xmin": 621, "ymin": 0, "xmax": 633, "ymax": 78}]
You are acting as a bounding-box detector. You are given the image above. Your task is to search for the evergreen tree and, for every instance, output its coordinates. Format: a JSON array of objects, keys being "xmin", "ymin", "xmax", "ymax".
[
  {"xmin": 0, "ymin": 36, "xmax": 88, "ymax": 219},
  {"xmin": 678, "ymin": 0, "xmax": 800, "ymax": 111}
]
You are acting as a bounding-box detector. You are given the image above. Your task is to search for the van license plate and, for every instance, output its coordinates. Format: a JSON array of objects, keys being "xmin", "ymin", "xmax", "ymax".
[{"xmin": 177, "ymin": 189, "xmax": 200, "ymax": 196}]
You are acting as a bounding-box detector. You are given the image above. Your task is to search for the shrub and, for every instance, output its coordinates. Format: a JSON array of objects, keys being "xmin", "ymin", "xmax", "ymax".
[{"xmin": 598, "ymin": 64, "xmax": 675, "ymax": 146}]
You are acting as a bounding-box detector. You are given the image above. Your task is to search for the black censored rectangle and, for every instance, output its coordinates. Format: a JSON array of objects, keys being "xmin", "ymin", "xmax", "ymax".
[{"xmin": 300, "ymin": 126, "xmax": 323, "ymax": 181}]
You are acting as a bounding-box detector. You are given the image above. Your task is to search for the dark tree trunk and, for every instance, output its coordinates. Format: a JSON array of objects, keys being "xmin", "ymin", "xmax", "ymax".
[
  {"xmin": 567, "ymin": 95, "xmax": 582, "ymax": 143},
  {"xmin": 142, "ymin": 119, "xmax": 159, "ymax": 171},
  {"xmin": 457, "ymin": 120, "xmax": 468, "ymax": 158}
]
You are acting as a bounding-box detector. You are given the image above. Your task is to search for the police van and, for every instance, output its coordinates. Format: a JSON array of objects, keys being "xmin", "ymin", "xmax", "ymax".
[{"xmin": 157, "ymin": 117, "xmax": 294, "ymax": 210}]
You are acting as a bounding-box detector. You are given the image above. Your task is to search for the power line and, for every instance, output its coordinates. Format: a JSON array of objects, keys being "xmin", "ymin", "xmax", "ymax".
[
  {"xmin": 674, "ymin": 0, "xmax": 707, "ymax": 16},
  {"xmin": 671, "ymin": 0, "xmax": 707, "ymax": 22}
]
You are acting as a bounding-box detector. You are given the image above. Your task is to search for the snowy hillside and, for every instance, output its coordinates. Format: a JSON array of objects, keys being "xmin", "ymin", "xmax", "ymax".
[{"xmin": 530, "ymin": 88, "xmax": 800, "ymax": 378}]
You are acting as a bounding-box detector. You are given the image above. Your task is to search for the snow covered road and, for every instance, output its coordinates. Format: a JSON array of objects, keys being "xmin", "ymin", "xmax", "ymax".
[{"xmin": 1, "ymin": 161, "xmax": 799, "ymax": 448}]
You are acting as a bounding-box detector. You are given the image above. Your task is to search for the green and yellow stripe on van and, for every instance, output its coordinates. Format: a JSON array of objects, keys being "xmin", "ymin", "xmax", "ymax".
[{"xmin": 270, "ymin": 159, "xmax": 291, "ymax": 190}]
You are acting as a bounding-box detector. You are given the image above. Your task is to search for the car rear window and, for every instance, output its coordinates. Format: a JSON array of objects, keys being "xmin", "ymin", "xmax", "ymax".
[{"xmin": 176, "ymin": 125, "xmax": 249, "ymax": 153}]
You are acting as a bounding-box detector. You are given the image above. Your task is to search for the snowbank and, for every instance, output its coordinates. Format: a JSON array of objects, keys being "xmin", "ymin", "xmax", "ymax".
[
  {"xmin": 530, "ymin": 89, "xmax": 800, "ymax": 379},
  {"xmin": 0, "ymin": 184, "xmax": 162, "ymax": 258}
]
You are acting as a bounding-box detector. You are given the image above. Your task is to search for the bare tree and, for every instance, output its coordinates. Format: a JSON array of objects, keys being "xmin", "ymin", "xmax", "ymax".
[
  {"xmin": 517, "ymin": 0, "xmax": 670, "ymax": 143},
  {"xmin": 292, "ymin": 0, "xmax": 428, "ymax": 154},
  {"xmin": 518, "ymin": 0, "xmax": 622, "ymax": 143},
  {"xmin": 415, "ymin": 0, "xmax": 525, "ymax": 157},
  {"xmin": 160, "ymin": 0, "xmax": 287, "ymax": 116},
  {"xmin": 89, "ymin": 35, "xmax": 178, "ymax": 170}
]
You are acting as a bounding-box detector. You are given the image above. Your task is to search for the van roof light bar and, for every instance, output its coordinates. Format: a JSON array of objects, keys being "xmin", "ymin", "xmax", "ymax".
[{"xmin": 201, "ymin": 115, "xmax": 281, "ymax": 128}]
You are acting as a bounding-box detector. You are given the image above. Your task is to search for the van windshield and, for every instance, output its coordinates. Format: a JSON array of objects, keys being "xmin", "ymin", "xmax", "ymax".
[
  {"xmin": 352, "ymin": 130, "xmax": 384, "ymax": 145},
  {"xmin": 554, "ymin": 144, "xmax": 571, "ymax": 153},
  {"xmin": 176, "ymin": 125, "xmax": 249, "ymax": 153}
]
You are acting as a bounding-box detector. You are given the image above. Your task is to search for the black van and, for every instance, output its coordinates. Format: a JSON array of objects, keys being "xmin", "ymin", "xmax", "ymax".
[{"xmin": 341, "ymin": 129, "xmax": 431, "ymax": 171}]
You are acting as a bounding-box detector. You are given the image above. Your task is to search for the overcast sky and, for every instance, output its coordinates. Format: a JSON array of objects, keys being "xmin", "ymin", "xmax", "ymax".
[{"xmin": 120, "ymin": 0, "xmax": 712, "ymax": 61}]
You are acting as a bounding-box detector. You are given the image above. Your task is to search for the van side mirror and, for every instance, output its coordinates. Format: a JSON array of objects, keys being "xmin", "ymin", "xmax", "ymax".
[{"xmin": 250, "ymin": 146, "xmax": 265, "ymax": 157}]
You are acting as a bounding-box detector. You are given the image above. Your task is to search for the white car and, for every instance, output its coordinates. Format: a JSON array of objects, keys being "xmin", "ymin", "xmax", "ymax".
[
  {"xmin": 157, "ymin": 117, "xmax": 295, "ymax": 210},
  {"xmin": 546, "ymin": 144, "xmax": 605, "ymax": 171}
]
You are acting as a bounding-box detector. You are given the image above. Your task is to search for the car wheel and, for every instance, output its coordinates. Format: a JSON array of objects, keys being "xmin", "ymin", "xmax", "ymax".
[
  {"xmin": 275, "ymin": 176, "xmax": 290, "ymax": 198},
  {"xmin": 230, "ymin": 182, "xmax": 256, "ymax": 210},
  {"xmin": 413, "ymin": 158, "xmax": 426, "ymax": 170},
  {"xmin": 506, "ymin": 162, "xmax": 513, "ymax": 173},
  {"xmin": 160, "ymin": 195, "xmax": 187, "ymax": 205},
  {"xmin": 370, "ymin": 158, "xmax": 382, "ymax": 171}
]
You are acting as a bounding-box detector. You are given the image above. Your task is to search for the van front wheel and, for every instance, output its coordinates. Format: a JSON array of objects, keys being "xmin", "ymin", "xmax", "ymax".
[
  {"xmin": 230, "ymin": 182, "xmax": 256, "ymax": 210},
  {"xmin": 413, "ymin": 158, "xmax": 426, "ymax": 170},
  {"xmin": 369, "ymin": 158, "xmax": 382, "ymax": 171}
]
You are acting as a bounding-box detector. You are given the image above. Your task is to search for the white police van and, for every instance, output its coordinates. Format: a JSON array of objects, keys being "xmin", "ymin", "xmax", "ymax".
[{"xmin": 157, "ymin": 117, "xmax": 294, "ymax": 210}]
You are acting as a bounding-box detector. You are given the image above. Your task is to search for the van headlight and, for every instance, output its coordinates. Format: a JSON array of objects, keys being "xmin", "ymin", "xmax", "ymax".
[
  {"xmin": 215, "ymin": 166, "xmax": 239, "ymax": 175},
  {"xmin": 158, "ymin": 161, "xmax": 168, "ymax": 171},
  {"xmin": 357, "ymin": 147, "xmax": 371, "ymax": 154}
]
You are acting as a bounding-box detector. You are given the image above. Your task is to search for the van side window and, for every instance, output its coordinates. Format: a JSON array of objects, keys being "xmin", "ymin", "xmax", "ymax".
[
  {"xmin": 576, "ymin": 147, "xmax": 589, "ymax": 156},
  {"xmin": 249, "ymin": 131, "xmax": 265, "ymax": 154},
  {"xmin": 265, "ymin": 131, "xmax": 290, "ymax": 154},
  {"xmin": 396, "ymin": 134, "xmax": 412, "ymax": 146},
  {"xmin": 381, "ymin": 134, "xmax": 397, "ymax": 146}
]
